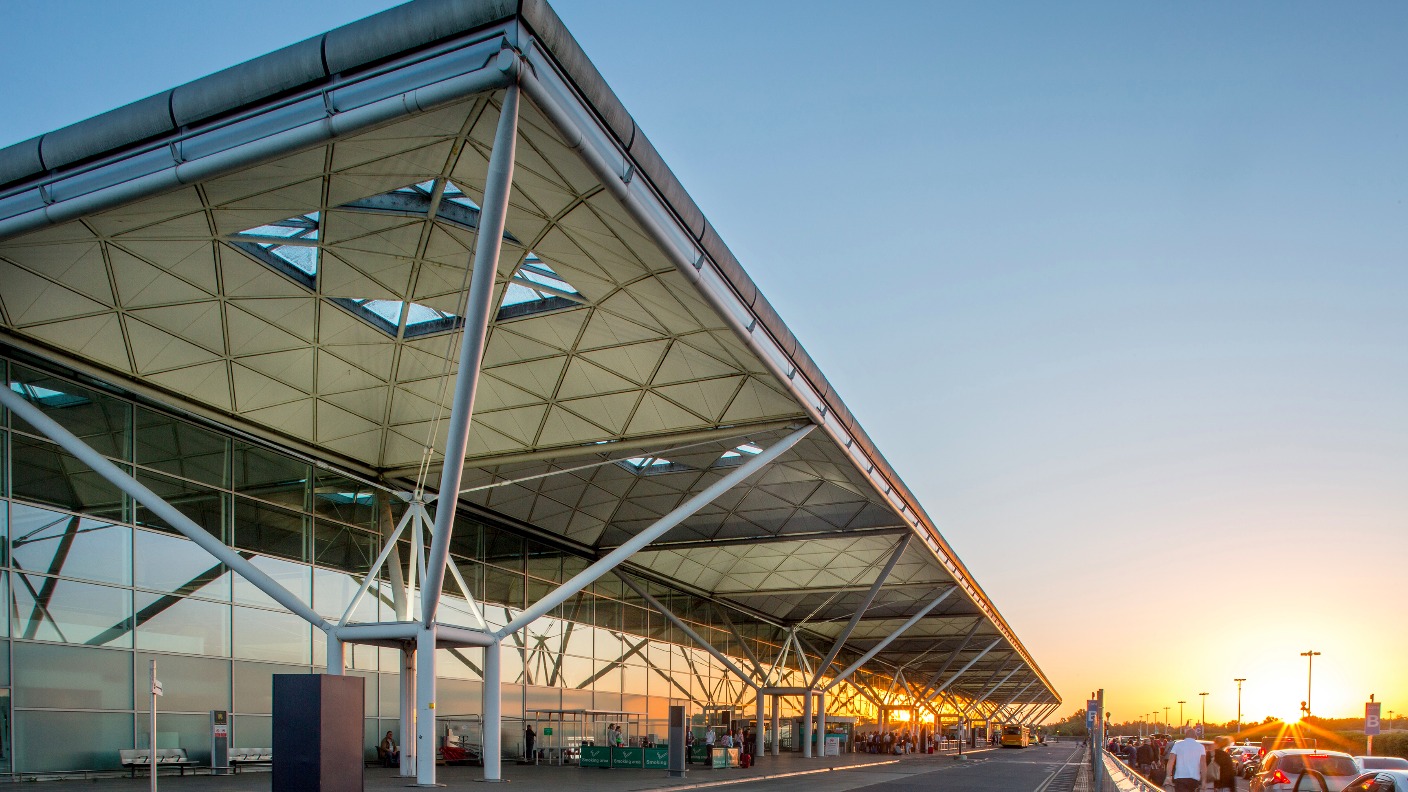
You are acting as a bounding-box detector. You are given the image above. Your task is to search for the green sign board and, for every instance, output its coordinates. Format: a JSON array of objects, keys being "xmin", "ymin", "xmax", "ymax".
[
  {"xmin": 689, "ymin": 745, "xmax": 709, "ymax": 764},
  {"xmin": 643, "ymin": 747, "xmax": 669, "ymax": 769},
  {"xmin": 579, "ymin": 746, "xmax": 611, "ymax": 768},
  {"xmin": 711, "ymin": 748, "xmax": 736, "ymax": 769},
  {"xmin": 542, "ymin": 727, "xmax": 552, "ymax": 736},
  {"xmin": 611, "ymin": 747, "xmax": 643, "ymax": 768}
]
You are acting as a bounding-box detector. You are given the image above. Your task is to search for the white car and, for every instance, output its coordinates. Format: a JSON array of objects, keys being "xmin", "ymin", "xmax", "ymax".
[
  {"xmin": 1358, "ymin": 759, "xmax": 1408, "ymax": 774},
  {"xmin": 1342, "ymin": 770, "xmax": 1408, "ymax": 792},
  {"xmin": 1251, "ymin": 749, "xmax": 1362, "ymax": 792}
]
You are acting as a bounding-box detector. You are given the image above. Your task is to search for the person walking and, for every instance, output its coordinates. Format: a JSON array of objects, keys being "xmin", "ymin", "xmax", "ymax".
[
  {"xmin": 1165, "ymin": 727, "xmax": 1207, "ymax": 792},
  {"xmin": 1210, "ymin": 736, "xmax": 1237, "ymax": 792},
  {"xmin": 525, "ymin": 724, "xmax": 536, "ymax": 762}
]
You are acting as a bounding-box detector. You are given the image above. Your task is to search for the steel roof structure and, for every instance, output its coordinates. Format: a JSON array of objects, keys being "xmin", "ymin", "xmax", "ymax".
[{"xmin": 0, "ymin": 0, "xmax": 1058, "ymax": 781}]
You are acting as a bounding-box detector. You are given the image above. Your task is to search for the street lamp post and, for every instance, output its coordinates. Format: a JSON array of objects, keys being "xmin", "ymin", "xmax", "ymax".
[
  {"xmin": 1234, "ymin": 679, "xmax": 1247, "ymax": 735},
  {"xmin": 1200, "ymin": 692, "xmax": 1209, "ymax": 731},
  {"xmin": 1179, "ymin": 701, "xmax": 1187, "ymax": 729},
  {"xmin": 1300, "ymin": 651, "xmax": 1321, "ymax": 716},
  {"xmin": 1164, "ymin": 707, "xmax": 1171, "ymax": 733}
]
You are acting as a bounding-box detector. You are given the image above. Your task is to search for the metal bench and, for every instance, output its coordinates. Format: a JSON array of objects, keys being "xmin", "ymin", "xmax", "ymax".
[
  {"xmin": 229, "ymin": 748, "xmax": 273, "ymax": 773},
  {"xmin": 118, "ymin": 748, "xmax": 200, "ymax": 777}
]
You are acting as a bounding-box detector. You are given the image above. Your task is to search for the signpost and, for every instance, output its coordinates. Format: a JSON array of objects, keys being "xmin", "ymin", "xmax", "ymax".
[
  {"xmin": 1366, "ymin": 698, "xmax": 1381, "ymax": 756},
  {"xmin": 150, "ymin": 660, "xmax": 163, "ymax": 792}
]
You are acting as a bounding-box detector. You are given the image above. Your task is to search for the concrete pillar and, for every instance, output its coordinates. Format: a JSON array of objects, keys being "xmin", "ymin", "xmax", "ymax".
[
  {"xmin": 400, "ymin": 645, "xmax": 415, "ymax": 776},
  {"xmin": 483, "ymin": 641, "xmax": 502, "ymax": 781},
  {"xmin": 801, "ymin": 691, "xmax": 813, "ymax": 758},
  {"xmin": 415, "ymin": 626, "xmax": 437, "ymax": 786}
]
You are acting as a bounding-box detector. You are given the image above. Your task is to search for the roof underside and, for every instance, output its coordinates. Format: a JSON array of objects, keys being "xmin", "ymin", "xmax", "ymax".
[{"xmin": 0, "ymin": 0, "xmax": 1056, "ymax": 709}]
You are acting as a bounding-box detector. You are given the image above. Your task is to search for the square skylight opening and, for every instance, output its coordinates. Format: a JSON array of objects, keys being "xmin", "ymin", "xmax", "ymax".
[
  {"xmin": 716, "ymin": 442, "xmax": 764, "ymax": 466},
  {"xmin": 9, "ymin": 382, "xmax": 91, "ymax": 408},
  {"xmin": 230, "ymin": 211, "xmax": 320, "ymax": 288},
  {"xmin": 497, "ymin": 254, "xmax": 585, "ymax": 321},
  {"xmin": 331, "ymin": 298, "xmax": 463, "ymax": 338},
  {"xmin": 616, "ymin": 455, "xmax": 695, "ymax": 476}
]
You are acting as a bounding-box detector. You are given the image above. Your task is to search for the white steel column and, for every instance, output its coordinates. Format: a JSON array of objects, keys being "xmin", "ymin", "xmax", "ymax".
[
  {"xmin": 420, "ymin": 82, "xmax": 521, "ymax": 625},
  {"xmin": 495, "ymin": 425, "xmax": 814, "ymax": 639},
  {"xmin": 326, "ymin": 633, "xmax": 345, "ymax": 675},
  {"xmin": 801, "ymin": 689, "xmax": 813, "ymax": 758},
  {"xmin": 816, "ymin": 692, "xmax": 827, "ymax": 759},
  {"xmin": 483, "ymin": 642, "xmax": 503, "ymax": 781},
  {"xmin": 771, "ymin": 695, "xmax": 780, "ymax": 756},
  {"xmin": 400, "ymin": 647, "xmax": 416, "ymax": 776},
  {"xmin": 755, "ymin": 689, "xmax": 765, "ymax": 758},
  {"xmin": 415, "ymin": 625, "xmax": 438, "ymax": 786}
]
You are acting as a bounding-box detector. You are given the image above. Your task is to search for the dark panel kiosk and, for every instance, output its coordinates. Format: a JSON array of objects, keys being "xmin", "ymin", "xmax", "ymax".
[{"xmin": 273, "ymin": 674, "xmax": 364, "ymax": 792}]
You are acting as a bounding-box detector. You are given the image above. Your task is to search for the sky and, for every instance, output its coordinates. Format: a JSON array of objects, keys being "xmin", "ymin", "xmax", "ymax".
[{"xmin": 3, "ymin": 1, "xmax": 1406, "ymax": 725}]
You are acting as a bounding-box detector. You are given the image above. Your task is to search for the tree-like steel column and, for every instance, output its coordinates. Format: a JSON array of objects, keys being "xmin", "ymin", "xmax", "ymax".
[
  {"xmin": 822, "ymin": 587, "xmax": 957, "ymax": 691},
  {"xmin": 421, "ymin": 82, "xmax": 521, "ymax": 626},
  {"xmin": 415, "ymin": 625, "xmax": 438, "ymax": 786},
  {"xmin": 809, "ymin": 535, "xmax": 909, "ymax": 688},
  {"xmin": 483, "ymin": 641, "xmax": 503, "ymax": 781},
  {"xmin": 801, "ymin": 689, "xmax": 813, "ymax": 758},
  {"xmin": 494, "ymin": 425, "xmax": 814, "ymax": 639},
  {"xmin": 816, "ymin": 691, "xmax": 827, "ymax": 759}
]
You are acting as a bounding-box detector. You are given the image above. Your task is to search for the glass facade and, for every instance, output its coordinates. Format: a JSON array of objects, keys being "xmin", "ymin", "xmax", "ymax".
[{"xmin": 0, "ymin": 356, "xmax": 877, "ymax": 773}]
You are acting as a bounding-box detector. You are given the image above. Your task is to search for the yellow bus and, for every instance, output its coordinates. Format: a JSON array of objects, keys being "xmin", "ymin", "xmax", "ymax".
[{"xmin": 1000, "ymin": 725, "xmax": 1030, "ymax": 748}]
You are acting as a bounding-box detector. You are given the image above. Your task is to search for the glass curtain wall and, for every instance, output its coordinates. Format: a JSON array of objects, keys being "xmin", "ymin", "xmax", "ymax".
[{"xmin": 0, "ymin": 355, "xmax": 878, "ymax": 772}]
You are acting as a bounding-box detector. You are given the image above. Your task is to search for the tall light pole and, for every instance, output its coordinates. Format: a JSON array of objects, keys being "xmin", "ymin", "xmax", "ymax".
[
  {"xmin": 1200, "ymin": 692, "xmax": 1209, "ymax": 730},
  {"xmin": 1164, "ymin": 706, "xmax": 1171, "ymax": 733},
  {"xmin": 1179, "ymin": 700, "xmax": 1187, "ymax": 729},
  {"xmin": 1300, "ymin": 651, "xmax": 1321, "ymax": 716},
  {"xmin": 1234, "ymin": 679, "xmax": 1247, "ymax": 735}
]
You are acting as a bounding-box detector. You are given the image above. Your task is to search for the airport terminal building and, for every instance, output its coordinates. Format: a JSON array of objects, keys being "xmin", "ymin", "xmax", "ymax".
[{"xmin": 0, "ymin": 0, "xmax": 1058, "ymax": 779}]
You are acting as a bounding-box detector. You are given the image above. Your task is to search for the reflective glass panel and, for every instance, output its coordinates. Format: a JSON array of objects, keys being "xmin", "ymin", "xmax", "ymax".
[
  {"xmin": 9, "ymin": 503, "xmax": 131, "ymax": 586},
  {"xmin": 233, "ymin": 554, "xmax": 311, "ymax": 609},
  {"xmin": 312, "ymin": 566, "xmax": 374, "ymax": 623},
  {"xmin": 134, "ymin": 407, "xmax": 229, "ymax": 487},
  {"xmin": 134, "ymin": 469, "xmax": 226, "ymax": 541},
  {"xmin": 13, "ymin": 642, "xmax": 132, "ymax": 709},
  {"xmin": 10, "ymin": 435, "xmax": 125, "ymax": 521},
  {"xmin": 312, "ymin": 471, "xmax": 377, "ymax": 528},
  {"xmin": 135, "ymin": 592, "xmax": 231, "ymax": 656},
  {"xmin": 311, "ymin": 521, "xmax": 376, "ymax": 574},
  {"xmin": 133, "ymin": 528, "xmax": 231, "ymax": 600},
  {"xmin": 9, "ymin": 366, "xmax": 130, "ymax": 458},
  {"xmin": 134, "ymin": 652, "xmax": 230, "ymax": 712},
  {"xmin": 11, "ymin": 575, "xmax": 132, "ymax": 647},
  {"xmin": 233, "ymin": 661, "xmax": 307, "ymax": 714},
  {"xmin": 15, "ymin": 710, "xmax": 131, "ymax": 772},
  {"xmin": 233, "ymin": 605, "xmax": 310, "ymax": 664},
  {"xmin": 232, "ymin": 497, "xmax": 306, "ymax": 561},
  {"xmin": 232, "ymin": 442, "xmax": 307, "ymax": 509}
]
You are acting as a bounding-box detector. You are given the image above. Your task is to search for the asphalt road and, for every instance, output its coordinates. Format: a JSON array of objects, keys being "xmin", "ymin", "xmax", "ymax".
[{"xmin": 726, "ymin": 742, "xmax": 1087, "ymax": 792}]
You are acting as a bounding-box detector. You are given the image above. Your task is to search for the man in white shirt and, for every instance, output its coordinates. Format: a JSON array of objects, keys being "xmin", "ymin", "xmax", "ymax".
[{"xmin": 1165, "ymin": 727, "xmax": 1207, "ymax": 792}]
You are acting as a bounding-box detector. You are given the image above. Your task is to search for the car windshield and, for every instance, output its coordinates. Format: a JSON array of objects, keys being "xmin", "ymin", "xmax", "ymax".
[{"xmin": 1280, "ymin": 755, "xmax": 1359, "ymax": 776}]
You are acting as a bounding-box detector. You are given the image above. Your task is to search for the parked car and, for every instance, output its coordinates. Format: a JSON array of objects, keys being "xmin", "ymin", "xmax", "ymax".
[
  {"xmin": 1358, "ymin": 759, "xmax": 1408, "ymax": 773},
  {"xmin": 1251, "ymin": 750, "xmax": 1362, "ymax": 792},
  {"xmin": 1342, "ymin": 770, "xmax": 1408, "ymax": 792}
]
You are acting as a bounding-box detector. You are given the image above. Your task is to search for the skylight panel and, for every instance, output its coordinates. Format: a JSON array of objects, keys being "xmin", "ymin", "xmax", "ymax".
[
  {"xmin": 497, "ymin": 254, "xmax": 585, "ymax": 321},
  {"xmin": 231, "ymin": 212, "xmax": 320, "ymax": 287},
  {"xmin": 616, "ymin": 455, "xmax": 694, "ymax": 476},
  {"xmin": 716, "ymin": 442, "xmax": 764, "ymax": 466},
  {"xmin": 392, "ymin": 179, "xmax": 480, "ymax": 210},
  {"xmin": 331, "ymin": 298, "xmax": 462, "ymax": 338}
]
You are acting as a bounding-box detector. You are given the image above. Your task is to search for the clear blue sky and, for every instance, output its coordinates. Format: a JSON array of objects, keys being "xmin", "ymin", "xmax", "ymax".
[{"xmin": 3, "ymin": 1, "xmax": 1406, "ymax": 719}]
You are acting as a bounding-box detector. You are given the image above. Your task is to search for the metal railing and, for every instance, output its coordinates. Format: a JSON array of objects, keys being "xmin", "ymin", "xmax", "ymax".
[{"xmin": 1102, "ymin": 752, "xmax": 1164, "ymax": 792}]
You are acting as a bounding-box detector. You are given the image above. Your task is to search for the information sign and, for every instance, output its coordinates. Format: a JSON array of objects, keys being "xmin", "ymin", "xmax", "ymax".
[
  {"xmin": 1367, "ymin": 702, "xmax": 1382, "ymax": 736},
  {"xmin": 612, "ymin": 746, "xmax": 644, "ymax": 768},
  {"xmin": 542, "ymin": 727, "xmax": 552, "ymax": 736},
  {"xmin": 1086, "ymin": 700, "xmax": 1098, "ymax": 729},
  {"xmin": 643, "ymin": 747, "xmax": 669, "ymax": 769}
]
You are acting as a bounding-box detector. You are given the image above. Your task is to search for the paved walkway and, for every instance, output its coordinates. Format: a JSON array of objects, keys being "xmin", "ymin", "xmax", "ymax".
[{"xmin": 13, "ymin": 748, "xmax": 1007, "ymax": 791}]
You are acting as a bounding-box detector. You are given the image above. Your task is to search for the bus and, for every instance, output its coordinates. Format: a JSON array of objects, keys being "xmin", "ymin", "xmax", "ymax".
[{"xmin": 1001, "ymin": 725, "xmax": 1031, "ymax": 748}]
